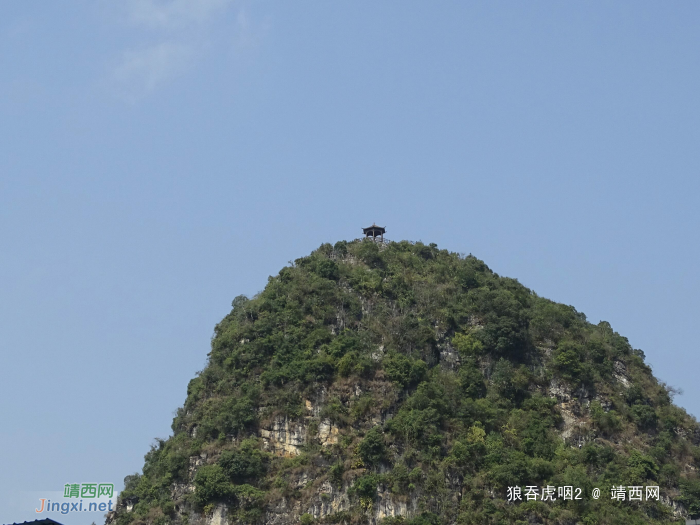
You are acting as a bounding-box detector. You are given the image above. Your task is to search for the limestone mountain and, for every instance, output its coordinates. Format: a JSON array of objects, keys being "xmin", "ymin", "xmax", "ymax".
[{"xmin": 107, "ymin": 239, "xmax": 700, "ymax": 525}]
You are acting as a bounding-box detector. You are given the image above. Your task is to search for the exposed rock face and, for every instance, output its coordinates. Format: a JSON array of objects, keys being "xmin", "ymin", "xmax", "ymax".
[
  {"xmin": 266, "ymin": 479, "xmax": 415, "ymax": 525},
  {"xmin": 661, "ymin": 494, "xmax": 687, "ymax": 519},
  {"xmin": 260, "ymin": 416, "xmax": 307, "ymax": 457},
  {"xmin": 613, "ymin": 360, "xmax": 631, "ymax": 388},
  {"xmin": 209, "ymin": 504, "xmax": 228, "ymax": 525},
  {"xmin": 317, "ymin": 419, "xmax": 339, "ymax": 447},
  {"xmin": 302, "ymin": 480, "xmax": 352, "ymax": 521},
  {"xmin": 548, "ymin": 377, "xmax": 572, "ymax": 403},
  {"xmin": 372, "ymin": 491, "xmax": 414, "ymax": 522},
  {"xmin": 438, "ymin": 343, "xmax": 460, "ymax": 370}
]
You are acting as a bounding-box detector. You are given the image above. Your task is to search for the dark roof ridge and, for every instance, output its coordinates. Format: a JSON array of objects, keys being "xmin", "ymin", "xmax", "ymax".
[{"xmin": 4, "ymin": 519, "xmax": 64, "ymax": 525}]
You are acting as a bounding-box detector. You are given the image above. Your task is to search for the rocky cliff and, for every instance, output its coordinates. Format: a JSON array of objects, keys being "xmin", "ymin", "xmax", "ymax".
[{"xmin": 107, "ymin": 239, "xmax": 700, "ymax": 525}]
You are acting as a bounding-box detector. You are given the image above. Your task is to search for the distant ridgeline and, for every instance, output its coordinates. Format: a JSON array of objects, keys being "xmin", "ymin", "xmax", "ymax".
[{"xmin": 107, "ymin": 239, "xmax": 700, "ymax": 525}]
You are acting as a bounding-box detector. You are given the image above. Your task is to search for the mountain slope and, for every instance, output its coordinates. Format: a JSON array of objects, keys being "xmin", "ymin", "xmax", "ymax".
[{"xmin": 107, "ymin": 239, "xmax": 700, "ymax": 525}]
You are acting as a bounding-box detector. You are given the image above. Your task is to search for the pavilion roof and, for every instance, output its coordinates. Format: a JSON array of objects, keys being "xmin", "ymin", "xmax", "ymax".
[{"xmin": 362, "ymin": 224, "xmax": 386, "ymax": 234}]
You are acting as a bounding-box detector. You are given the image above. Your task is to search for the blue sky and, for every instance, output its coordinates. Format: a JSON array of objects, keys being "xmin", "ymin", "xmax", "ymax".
[{"xmin": 2, "ymin": 1, "xmax": 700, "ymax": 523}]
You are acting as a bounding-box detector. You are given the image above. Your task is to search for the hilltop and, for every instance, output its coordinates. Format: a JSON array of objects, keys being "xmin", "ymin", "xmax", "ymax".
[{"xmin": 107, "ymin": 239, "xmax": 700, "ymax": 525}]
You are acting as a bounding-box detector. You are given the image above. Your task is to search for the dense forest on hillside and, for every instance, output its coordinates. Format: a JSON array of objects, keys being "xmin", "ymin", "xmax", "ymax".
[{"xmin": 108, "ymin": 239, "xmax": 700, "ymax": 525}]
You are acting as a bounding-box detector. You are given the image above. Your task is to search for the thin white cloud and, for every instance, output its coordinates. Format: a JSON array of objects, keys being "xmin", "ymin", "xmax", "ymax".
[
  {"xmin": 234, "ymin": 7, "xmax": 253, "ymax": 48},
  {"xmin": 106, "ymin": 0, "xmax": 262, "ymax": 101},
  {"xmin": 111, "ymin": 42, "xmax": 194, "ymax": 101},
  {"xmin": 232, "ymin": 6, "xmax": 270, "ymax": 54},
  {"xmin": 126, "ymin": 0, "xmax": 233, "ymax": 29}
]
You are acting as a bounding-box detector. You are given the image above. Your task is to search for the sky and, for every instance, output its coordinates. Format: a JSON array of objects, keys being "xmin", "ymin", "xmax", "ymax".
[{"xmin": 1, "ymin": 1, "xmax": 700, "ymax": 523}]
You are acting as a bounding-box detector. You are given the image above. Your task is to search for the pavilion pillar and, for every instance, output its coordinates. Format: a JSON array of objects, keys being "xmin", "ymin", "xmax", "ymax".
[{"xmin": 362, "ymin": 224, "xmax": 387, "ymax": 242}]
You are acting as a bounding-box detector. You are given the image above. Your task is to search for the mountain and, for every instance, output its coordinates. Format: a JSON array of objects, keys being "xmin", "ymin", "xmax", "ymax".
[{"xmin": 106, "ymin": 239, "xmax": 700, "ymax": 525}]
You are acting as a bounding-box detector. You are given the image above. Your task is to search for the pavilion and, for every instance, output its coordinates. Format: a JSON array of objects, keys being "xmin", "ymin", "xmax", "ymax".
[{"xmin": 362, "ymin": 224, "xmax": 386, "ymax": 242}]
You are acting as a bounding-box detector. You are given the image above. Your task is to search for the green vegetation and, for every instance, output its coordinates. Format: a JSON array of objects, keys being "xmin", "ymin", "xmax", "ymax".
[{"xmin": 111, "ymin": 239, "xmax": 700, "ymax": 525}]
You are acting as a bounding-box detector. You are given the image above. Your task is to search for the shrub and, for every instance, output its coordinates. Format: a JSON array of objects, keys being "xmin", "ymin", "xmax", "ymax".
[
  {"xmin": 337, "ymin": 351, "xmax": 373, "ymax": 378},
  {"xmin": 551, "ymin": 341, "xmax": 592, "ymax": 386},
  {"xmin": 590, "ymin": 401, "xmax": 621, "ymax": 436},
  {"xmin": 320, "ymin": 397, "xmax": 348, "ymax": 424},
  {"xmin": 631, "ymin": 404, "xmax": 658, "ymax": 431},
  {"xmin": 315, "ymin": 259, "xmax": 339, "ymax": 280},
  {"xmin": 352, "ymin": 240, "xmax": 383, "ymax": 268},
  {"xmin": 453, "ymin": 332, "xmax": 484, "ymax": 356},
  {"xmin": 232, "ymin": 484, "xmax": 266, "ymax": 510},
  {"xmin": 327, "ymin": 330, "xmax": 361, "ymax": 358},
  {"xmin": 358, "ymin": 427, "xmax": 386, "ymax": 467},
  {"xmin": 679, "ymin": 478, "xmax": 700, "ymax": 517},
  {"xmin": 218, "ymin": 440, "xmax": 267, "ymax": 483},
  {"xmin": 350, "ymin": 474, "xmax": 379, "ymax": 508},
  {"xmin": 627, "ymin": 450, "xmax": 658, "ymax": 483},
  {"xmin": 329, "ymin": 462, "xmax": 344, "ymax": 487},
  {"xmin": 458, "ymin": 358, "xmax": 486, "ymax": 399},
  {"xmin": 382, "ymin": 353, "xmax": 427, "ymax": 389},
  {"xmin": 193, "ymin": 465, "xmax": 235, "ymax": 507}
]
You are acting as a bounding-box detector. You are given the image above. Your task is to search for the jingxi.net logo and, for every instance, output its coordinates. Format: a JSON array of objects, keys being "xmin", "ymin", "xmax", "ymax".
[{"xmin": 35, "ymin": 483, "xmax": 117, "ymax": 515}]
